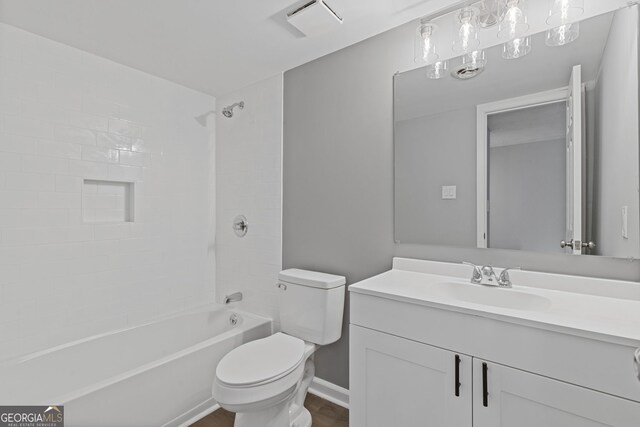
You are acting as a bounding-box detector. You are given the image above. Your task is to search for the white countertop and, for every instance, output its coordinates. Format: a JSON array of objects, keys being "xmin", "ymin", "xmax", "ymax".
[{"xmin": 349, "ymin": 258, "xmax": 640, "ymax": 347}]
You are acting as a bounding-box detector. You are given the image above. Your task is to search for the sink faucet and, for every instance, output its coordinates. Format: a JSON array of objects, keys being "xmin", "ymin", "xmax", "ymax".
[{"xmin": 462, "ymin": 263, "xmax": 521, "ymax": 288}]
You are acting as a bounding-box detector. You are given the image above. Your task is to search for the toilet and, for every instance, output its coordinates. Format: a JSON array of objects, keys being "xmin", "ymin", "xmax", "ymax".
[{"xmin": 212, "ymin": 269, "xmax": 346, "ymax": 427}]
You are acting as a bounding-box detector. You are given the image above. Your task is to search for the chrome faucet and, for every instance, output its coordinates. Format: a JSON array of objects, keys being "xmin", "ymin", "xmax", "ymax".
[
  {"xmin": 223, "ymin": 292, "xmax": 243, "ymax": 304},
  {"xmin": 462, "ymin": 262, "xmax": 521, "ymax": 288},
  {"xmin": 497, "ymin": 267, "xmax": 521, "ymax": 288}
]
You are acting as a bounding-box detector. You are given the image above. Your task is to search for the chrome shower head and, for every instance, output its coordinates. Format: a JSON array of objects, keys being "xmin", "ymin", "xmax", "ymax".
[{"xmin": 222, "ymin": 101, "xmax": 244, "ymax": 118}]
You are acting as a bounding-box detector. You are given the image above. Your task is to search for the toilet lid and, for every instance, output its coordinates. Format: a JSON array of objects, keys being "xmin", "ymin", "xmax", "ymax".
[{"xmin": 216, "ymin": 333, "xmax": 305, "ymax": 386}]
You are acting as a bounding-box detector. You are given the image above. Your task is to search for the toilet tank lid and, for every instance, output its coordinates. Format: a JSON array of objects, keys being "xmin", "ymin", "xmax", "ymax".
[{"xmin": 278, "ymin": 268, "xmax": 346, "ymax": 289}]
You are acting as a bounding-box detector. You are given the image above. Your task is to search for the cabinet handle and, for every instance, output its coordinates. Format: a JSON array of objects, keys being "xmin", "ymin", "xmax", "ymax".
[
  {"xmin": 454, "ymin": 354, "xmax": 461, "ymax": 397},
  {"xmin": 482, "ymin": 362, "xmax": 489, "ymax": 407}
]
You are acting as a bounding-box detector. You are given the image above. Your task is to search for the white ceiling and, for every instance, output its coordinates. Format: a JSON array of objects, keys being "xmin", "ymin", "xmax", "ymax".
[{"xmin": 0, "ymin": 0, "xmax": 458, "ymax": 96}]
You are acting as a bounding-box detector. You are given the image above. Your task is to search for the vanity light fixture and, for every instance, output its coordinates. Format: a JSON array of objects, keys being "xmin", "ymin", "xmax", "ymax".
[
  {"xmin": 546, "ymin": 0, "xmax": 584, "ymax": 27},
  {"xmin": 502, "ymin": 35, "xmax": 531, "ymax": 59},
  {"xmin": 476, "ymin": 0, "xmax": 502, "ymax": 28},
  {"xmin": 463, "ymin": 49, "xmax": 487, "ymax": 69},
  {"xmin": 546, "ymin": 22, "xmax": 580, "ymax": 46},
  {"xmin": 415, "ymin": 20, "xmax": 439, "ymax": 64},
  {"xmin": 453, "ymin": 7, "xmax": 481, "ymax": 54},
  {"xmin": 497, "ymin": 0, "xmax": 530, "ymax": 40},
  {"xmin": 426, "ymin": 60, "xmax": 448, "ymax": 79},
  {"xmin": 545, "ymin": 0, "xmax": 582, "ymax": 46},
  {"xmin": 452, "ymin": 49, "xmax": 486, "ymax": 79}
]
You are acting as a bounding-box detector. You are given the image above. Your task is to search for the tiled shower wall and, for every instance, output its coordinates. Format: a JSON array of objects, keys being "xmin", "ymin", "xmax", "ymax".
[
  {"xmin": 0, "ymin": 24, "xmax": 216, "ymax": 360},
  {"xmin": 216, "ymin": 75, "xmax": 282, "ymax": 326}
]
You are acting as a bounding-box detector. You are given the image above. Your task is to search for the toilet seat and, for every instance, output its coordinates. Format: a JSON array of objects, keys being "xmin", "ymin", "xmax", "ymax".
[
  {"xmin": 213, "ymin": 333, "xmax": 314, "ymax": 412},
  {"xmin": 216, "ymin": 333, "xmax": 306, "ymax": 387}
]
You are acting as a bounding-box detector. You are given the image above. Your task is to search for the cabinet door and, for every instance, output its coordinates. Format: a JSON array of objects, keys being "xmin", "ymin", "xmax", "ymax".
[
  {"xmin": 473, "ymin": 358, "xmax": 640, "ymax": 427},
  {"xmin": 349, "ymin": 325, "xmax": 472, "ymax": 427}
]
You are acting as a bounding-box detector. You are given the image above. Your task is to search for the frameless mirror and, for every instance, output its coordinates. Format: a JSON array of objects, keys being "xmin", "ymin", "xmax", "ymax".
[{"xmin": 394, "ymin": 6, "xmax": 640, "ymax": 258}]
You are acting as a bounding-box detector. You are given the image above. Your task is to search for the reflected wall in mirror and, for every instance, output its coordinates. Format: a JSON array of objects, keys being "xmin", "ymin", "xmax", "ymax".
[{"xmin": 394, "ymin": 5, "xmax": 640, "ymax": 258}]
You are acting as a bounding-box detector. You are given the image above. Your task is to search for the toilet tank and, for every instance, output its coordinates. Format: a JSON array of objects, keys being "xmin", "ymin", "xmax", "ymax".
[{"xmin": 277, "ymin": 269, "xmax": 346, "ymax": 345}]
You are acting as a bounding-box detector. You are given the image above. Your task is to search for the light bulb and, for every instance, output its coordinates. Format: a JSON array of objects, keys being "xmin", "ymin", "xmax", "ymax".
[
  {"xmin": 453, "ymin": 7, "xmax": 480, "ymax": 54},
  {"xmin": 463, "ymin": 49, "xmax": 487, "ymax": 69},
  {"xmin": 546, "ymin": 0, "xmax": 584, "ymax": 27},
  {"xmin": 546, "ymin": 22, "xmax": 579, "ymax": 46},
  {"xmin": 415, "ymin": 21, "xmax": 439, "ymax": 64},
  {"xmin": 497, "ymin": 0, "xmax": 529, "ymax": 40},
  {"xmin": 502, "ymin": 36, "xmax": 531, "ymax": 59},
  {"xmin": 427, "ymin": 61, "xmax": 448, "ymax": 79}
]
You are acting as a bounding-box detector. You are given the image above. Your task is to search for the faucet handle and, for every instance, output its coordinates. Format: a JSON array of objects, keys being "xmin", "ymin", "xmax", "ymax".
[
  {"xmin": 462, "ymin": 262, "xmax": 482, "ymax": 284},
  {"xmin": 498, "ymin": 267, "xmax": 521, "ymax": 287}
]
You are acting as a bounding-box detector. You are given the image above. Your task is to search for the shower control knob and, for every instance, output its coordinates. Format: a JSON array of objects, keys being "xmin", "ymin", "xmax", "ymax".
[{"xmin": 233, "ymin": 215, "xmax": 248, "ymax": 237}]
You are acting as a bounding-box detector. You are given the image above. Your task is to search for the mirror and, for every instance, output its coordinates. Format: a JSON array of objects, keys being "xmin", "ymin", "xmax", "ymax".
[{"xmin": 394, "ymin": 6, "xmax": 640, "ymax": 258}]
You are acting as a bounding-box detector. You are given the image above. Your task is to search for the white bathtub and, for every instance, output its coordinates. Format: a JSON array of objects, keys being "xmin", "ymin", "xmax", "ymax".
[{"xmin": 0, "ymin": 305, "xmax": 271, "ymax": 427}]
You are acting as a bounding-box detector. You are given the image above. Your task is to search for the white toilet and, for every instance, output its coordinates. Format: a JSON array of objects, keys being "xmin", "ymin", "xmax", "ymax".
[{"xmin": 212, "ymin": 268, "xmax": 346, "ymax": 427}]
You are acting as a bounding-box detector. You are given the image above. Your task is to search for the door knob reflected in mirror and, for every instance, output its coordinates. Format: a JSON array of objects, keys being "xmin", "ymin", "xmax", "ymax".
[{"xmin": 560, "ymin": 240, "xmax": 595, "ymax": 251}]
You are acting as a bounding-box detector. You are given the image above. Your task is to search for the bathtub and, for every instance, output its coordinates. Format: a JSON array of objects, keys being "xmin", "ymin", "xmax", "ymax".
[{"xmin": 0, "ymin": 306, "xmax": 272, "ymax": 427}]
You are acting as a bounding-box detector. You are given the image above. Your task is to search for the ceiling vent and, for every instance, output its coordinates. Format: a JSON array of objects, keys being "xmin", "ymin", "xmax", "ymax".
[{"xmin": 287, "ymin": 1, "xmax": 343, "ymax": 37}]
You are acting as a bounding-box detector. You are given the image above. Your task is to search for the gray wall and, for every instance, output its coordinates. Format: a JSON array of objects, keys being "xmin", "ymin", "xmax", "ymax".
[
  {"xmin": 395, "ymin": 107, "xmax": 477, "ymax": 246},
  {"xmin": 283, "ymin": 19, "xmax": 640, "ymax": 390},
  {"xmin": 489, "ymin": 139, "xmax": 566, "ymax": 253},
  {"xmin": 594, "ymin": 6, "xmax": 640, "ymax": 258}
]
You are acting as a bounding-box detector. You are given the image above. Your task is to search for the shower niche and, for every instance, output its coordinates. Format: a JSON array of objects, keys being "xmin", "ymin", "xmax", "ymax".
[{"xmin": 82, "ymin": 179, "xmax": 135, "ymax": 223}]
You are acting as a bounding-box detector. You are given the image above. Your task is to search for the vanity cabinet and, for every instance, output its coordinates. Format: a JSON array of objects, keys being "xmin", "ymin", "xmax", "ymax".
[
  {"xmin": 473, "ymin": 359, "xmax": 640, "ymax": 427},
  {"xmin": 351, "ymin": 325, "xmax": 640, "ymax": 427},
  {"xmin": 350, "ymin": 325, "xmax": 472, "ymax": 427}
]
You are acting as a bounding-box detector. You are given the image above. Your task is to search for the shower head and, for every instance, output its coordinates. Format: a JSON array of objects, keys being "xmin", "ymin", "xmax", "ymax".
[{"xmin": 222, "ymin": 101, "xmax": 244, "ymax": 118}]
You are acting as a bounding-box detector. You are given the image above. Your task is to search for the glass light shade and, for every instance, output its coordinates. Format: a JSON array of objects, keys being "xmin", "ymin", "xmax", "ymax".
[
  {"xmin": 426, "ymin": 60, "xmax": 448, "ymax": 79},
  {"xmin": 476, "ymin": 0, "xmax": 502, "ymax": 28},
  {"xmin": 462, "ymin": 49, "xmax": 487, "ymax": 69},
  {"xmin": 497, "ymin": 0, "xmax": 530, "ymax": 40},
  {"xmin": 502, "ymin": 36, "xmax": 531, "ymax": 59},
  {"xmin": 546, "ymin": 22, "xmax": 580, "ymax": 46},
  {"xmin": 546, "ymin": 0, "xmax": 584, "ymax": 27},
  {"xmin": 415, "ymin": 22, "xmax": 439, "ymax": 64},
  {"xmin": 452, "ymin": 7, "xmax": 481, "ymax": 54}
]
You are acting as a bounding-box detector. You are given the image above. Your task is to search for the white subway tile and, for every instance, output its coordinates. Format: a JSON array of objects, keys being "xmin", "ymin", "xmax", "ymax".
[
  {"xmin": 108, "ymin": 118, "xmax": 145, "ymax": 139},
  {"xmin": 54, "ymin": 125, "xmax": 96, "ymax": 146},
  {"xmin": 38, "ymin": 192, "xmax": 81, "ymax": 209},
  {"xmin": 37, "ymin": 139, "xmax": 82, "ymax": 160},
  {"xmin": 67, "ymin": 160, "xmax": 109, "ymax": 179},
  {"xmin": 0, "ymin": 133, "xmax": 37, "ymax": 154},
  {"xmin": 0, "ymin": 191, "xmax": 38, "ymax": 209},
  {"xmin": 3, "ymin": 114, "xmax": 54, "ymax": 139},
  {"xmin": 55, "ymin": 175, "xmax": 82, "ymax": 193},
  {"xmin": 81, "ymin": 145, "xmax": 119, "ymax": 163},
  {"xmin": 118, "ymin": 151, "xmax": 148, "ymax": 167},
  {"xmin": 21, "ymin": 154, "xmax": 69, "ymax": 174},
  {"xmin": 0, "ymin": 152, "xmax": 21, "ymax": 171},
  {"xmin": 5, "ymin": 172, "xmax": 54, "ymax": 192}
]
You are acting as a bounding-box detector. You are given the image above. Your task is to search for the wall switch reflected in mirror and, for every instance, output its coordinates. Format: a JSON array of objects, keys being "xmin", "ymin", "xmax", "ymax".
[{"xmin": 442, "ymin": 185, "xmax": 457, "ymax": 200}]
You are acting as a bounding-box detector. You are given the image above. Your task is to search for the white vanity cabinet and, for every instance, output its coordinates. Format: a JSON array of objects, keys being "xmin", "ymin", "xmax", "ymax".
[
  {"xmin": 349, "ymin": 258, "xmax": 640, "ymax": 427},
  {"xmin": 351, "ymin": 324, "xmax": 640, "ymax": 426},
  {"xmin": 473, "ymin": 359, "xmax": 640, "ymax": 427},
  {"xmin": 350, "ymin": 325, "xmax": 472, "ymax": 427}
]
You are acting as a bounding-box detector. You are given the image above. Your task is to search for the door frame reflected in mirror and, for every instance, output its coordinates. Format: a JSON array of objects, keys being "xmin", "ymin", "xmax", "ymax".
[{"xmin": 476, "ymin": 86, "xmax": 570, "ymax": 249}]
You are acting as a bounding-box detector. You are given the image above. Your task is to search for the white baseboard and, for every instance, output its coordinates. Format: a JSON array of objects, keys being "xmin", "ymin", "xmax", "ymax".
[
  {"xmin": 308, "ymin": 377, "xmax": 349, "ymax": 409},
  {"xmin": 172, "ymin": 399, "xmax": 220, "ymax": 427}
]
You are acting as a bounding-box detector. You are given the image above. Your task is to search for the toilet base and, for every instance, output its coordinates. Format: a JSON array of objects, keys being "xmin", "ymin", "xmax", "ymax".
[{"xmin": 291, "ymin": 407, "xmax": 311, "ymax": 427}]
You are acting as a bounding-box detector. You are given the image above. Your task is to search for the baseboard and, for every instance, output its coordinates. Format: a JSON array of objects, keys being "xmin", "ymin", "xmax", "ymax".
[
  {"xmin": 308, "ymin": 377, "xmax": 349, "ymax": 409},
  {"xmin": 169, "ymin": 398, "xmax": 219, "ymax": 427}
]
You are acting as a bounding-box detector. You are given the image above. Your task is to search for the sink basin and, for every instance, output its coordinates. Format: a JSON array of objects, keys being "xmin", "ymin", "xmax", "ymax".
[{"xmin": 429, "ymin": 281, "xmax": 552, "ymax": 311}]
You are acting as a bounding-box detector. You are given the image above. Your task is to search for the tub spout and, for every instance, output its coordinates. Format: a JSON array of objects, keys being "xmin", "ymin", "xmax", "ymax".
[{"xmin": 223, "ymin": 292, "xmax": 243, "ymax": 304}]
